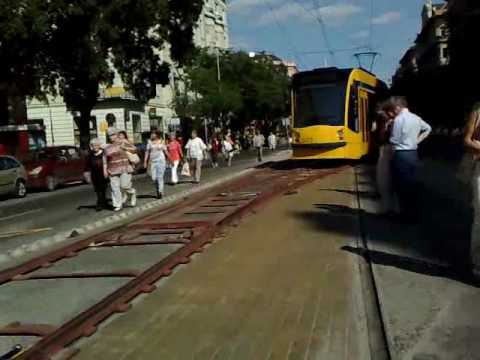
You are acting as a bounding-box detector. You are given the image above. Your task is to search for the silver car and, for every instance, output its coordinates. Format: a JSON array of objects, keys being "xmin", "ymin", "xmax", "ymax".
[{"xmin": 0, "ymin": 155, "xmax": 27, "ymax": 198}]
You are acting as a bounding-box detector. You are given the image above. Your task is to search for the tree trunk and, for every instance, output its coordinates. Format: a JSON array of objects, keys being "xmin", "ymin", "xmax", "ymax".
[
  {"xmin": 79, "ymin": 108, "xmax": 93, "ymax": 150},
  {"xmin": 0, "ymin": 90, "xmax": 8, "ymax": 126}
]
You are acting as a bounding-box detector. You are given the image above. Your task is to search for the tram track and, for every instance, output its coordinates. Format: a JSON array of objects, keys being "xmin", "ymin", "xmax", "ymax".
[{"xmin": 0, "ymin": 161, "xmax": 344, "ymax": 360}]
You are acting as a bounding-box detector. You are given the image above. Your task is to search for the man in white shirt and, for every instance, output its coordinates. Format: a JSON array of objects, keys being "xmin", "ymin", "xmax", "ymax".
[
  {"xmin": 185, "ymin": 130, "xmax": 207, "ymax": 183},
  {"xmin": 385, "ymin": 96, "xmax": 432, "ymax": 221}
]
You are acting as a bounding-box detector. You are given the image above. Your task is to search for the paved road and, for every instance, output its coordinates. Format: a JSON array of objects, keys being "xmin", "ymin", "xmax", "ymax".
[{"xmin": 0, "ymin": 149, "xmax": 285, "ymax": 259}]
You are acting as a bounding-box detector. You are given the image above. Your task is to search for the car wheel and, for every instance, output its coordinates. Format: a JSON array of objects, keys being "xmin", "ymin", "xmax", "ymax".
[
  {"xmin": 15, "ymin": 180, "xmax": 27, "ymax": 198},
  {"xmin": 46, "ymin": 176, "xmax": 57, "ymax": 192}
]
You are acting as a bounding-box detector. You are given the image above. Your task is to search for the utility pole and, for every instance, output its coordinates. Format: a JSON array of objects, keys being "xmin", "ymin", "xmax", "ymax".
[{"xmin": 216, "ymin": 47, "xmax": 221, "ymax": 82}]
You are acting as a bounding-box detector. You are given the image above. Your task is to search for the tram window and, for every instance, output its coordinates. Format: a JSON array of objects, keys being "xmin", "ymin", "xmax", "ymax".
[{"xmin": 294, "ymin": 83, "xmax": 346, "ymax": 128}]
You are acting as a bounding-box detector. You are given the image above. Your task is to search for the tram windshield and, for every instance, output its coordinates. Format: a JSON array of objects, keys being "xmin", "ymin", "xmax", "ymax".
[{"xmin": 294, "ymin": 83, "xmax": 346, "ymax": 128}]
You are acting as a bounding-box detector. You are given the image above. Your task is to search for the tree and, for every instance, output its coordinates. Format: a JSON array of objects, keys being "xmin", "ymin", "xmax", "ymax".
[
  {"xmin": 173, "ymin": 49, "xmax": 290, "ymax": 132},
  {"xmin": 45, "ymin": 0, "xmax": 204, "ymax": 148},
  {"xmin": 0, "ymin": 0, "xmax": 57, "ymax": 124}
]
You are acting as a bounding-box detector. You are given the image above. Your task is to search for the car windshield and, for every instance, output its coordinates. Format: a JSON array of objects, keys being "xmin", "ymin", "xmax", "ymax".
[{"xmin": 294, "ymin": 83, "xmax": 346, "ymax": 128}]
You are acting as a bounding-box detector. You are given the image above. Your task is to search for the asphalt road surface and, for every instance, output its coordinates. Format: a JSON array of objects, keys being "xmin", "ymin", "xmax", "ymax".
[{"xmin": 0, "ymin": 149, "xmax": 285, "ymax": 260}]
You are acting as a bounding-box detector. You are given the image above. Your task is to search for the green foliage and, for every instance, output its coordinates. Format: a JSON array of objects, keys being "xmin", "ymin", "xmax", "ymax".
[
  {"xmin": 0, "ymin": 0, "xmax": 56, "ymax": 103},
  {"xmin": 173, "ymin": 49, "xmax": 291, "ymax": 131},
  {"xmin": 0, "ymin": 0, "xmax": 204, "ymax": 144}
]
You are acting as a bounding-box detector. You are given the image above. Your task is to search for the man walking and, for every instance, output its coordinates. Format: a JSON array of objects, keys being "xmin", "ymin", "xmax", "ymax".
[
  {"xmin": 185, "ymin": 130, "xmax": 207, "ymax": 183},
  {"xmin": 384, "ymin": 97, "xmax": 431, "ymax": 222},
  {"xmin": 253, "ymin": 130, "xmax": 265, "ymax": 162}
]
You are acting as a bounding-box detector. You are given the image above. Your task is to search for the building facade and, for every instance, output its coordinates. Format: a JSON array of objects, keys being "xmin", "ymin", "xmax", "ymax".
[
  {"xmin": 27, "ymin": 0, "xmax": 229, "ymax": 146},
  {"xmin": 393, "ymin": 1, "xmax": 449, "ymax": 84}
]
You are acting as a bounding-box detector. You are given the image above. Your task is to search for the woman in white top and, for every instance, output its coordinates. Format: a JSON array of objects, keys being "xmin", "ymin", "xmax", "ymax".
[
  {"xmin": 223, "ymin": 135, "xmax": 234, "ymax": 167},
  {"xmin": 144, "ymin": 130, "xmax": 169, "ymax": 199},
  {"xmin": 185, "ymin": 130, "xmax": 207, "ymax": 183}
]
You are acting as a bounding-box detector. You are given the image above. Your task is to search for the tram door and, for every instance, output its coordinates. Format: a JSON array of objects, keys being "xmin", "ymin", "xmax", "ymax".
[{"xmin": 358, "ymin": 89, "xmax": 369, "ymax": 149}]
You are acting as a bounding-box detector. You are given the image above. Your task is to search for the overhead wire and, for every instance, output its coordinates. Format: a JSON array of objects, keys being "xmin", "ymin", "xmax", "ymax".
[
  {"xmin": 292, "ymin": 0, "xmax": 336, "ymax": 65},
  {"xmin": 298, "ymin": 46, "xmax": 370, "ymax": 55},
  {"xmin": 261, "ymin": 0, "xmax": 306, "ymax": 69}
]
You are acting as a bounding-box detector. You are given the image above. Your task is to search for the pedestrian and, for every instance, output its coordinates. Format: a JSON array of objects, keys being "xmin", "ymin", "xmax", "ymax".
[
  {"xmin": 185, "ymin": 130, "xmax": 207, "ymax": 183},
  {"xmin": 375, "ymin": 102, "xmax": 396, "ymax": 215},
  {"xmin": 223, "ymin": 134, "xmax": 234, "ymax": 167},
  {"xmin": 253, "ymin": 130, "xmax": 265, "ymax": 162},
  {"xmin": 463, "ymin": 102, "xmax": 480, "ymax": 270},
  {"xmin": 385, "ymin": 96, "xmax": 432, "ymax": 222},
  {"xmin": 103, "ymin": 128, "xmax": 137, "ymax": 211},
  {"xmin": 85, "ymin": 138, "xmax": 108, "ymax": 211},
  {"xmin": 144, "ymin": 131, "xmax": 169, "ymax": 199},
  {"xmin": 167, "ymin": 133, "xmax": 183, "ymax": 185},
  {"xmin": 210, "ymin": 134, "xmax": 221, "ymax": 168},
  {"xmin": 268, "ymin": 132, "xmax": 277, "ymax": 151}
]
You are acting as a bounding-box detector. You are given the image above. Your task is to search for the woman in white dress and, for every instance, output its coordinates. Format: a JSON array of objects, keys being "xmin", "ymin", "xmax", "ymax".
[{"xmin": 376, "ymin": 104, "xmax": 396, "ymax": 215}]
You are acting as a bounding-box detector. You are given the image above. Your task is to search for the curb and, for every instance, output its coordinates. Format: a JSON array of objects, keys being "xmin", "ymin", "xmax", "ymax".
[{"xmin": 0, "ymin": 151, "xmax": 291, "ymax": 266}]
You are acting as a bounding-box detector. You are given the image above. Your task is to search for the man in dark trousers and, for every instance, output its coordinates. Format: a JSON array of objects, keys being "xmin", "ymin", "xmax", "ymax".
[
  {"xmin": 384, "ymin": 97, "xmax": 432, "ymax": 222},
  {"xmin": 85, "ymin": 138, "xmax": 109, "ymax": 211}
]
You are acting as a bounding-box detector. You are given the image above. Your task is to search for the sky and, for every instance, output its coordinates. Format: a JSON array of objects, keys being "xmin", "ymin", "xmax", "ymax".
[{"xmin": 227, "ymin": 0, "xmax": 428, "ymax": 83}]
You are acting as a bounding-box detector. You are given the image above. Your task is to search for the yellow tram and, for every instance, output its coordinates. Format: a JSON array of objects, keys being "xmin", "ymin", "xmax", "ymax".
[{"xmin": 291, "ymin": 67, "xmax": 387, "ymax": 160}]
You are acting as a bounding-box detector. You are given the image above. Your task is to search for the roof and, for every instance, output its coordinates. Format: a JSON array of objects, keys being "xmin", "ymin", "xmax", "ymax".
[{"xmin": 292, "ymin": 68, "xmax": 353, "ymax": 87}]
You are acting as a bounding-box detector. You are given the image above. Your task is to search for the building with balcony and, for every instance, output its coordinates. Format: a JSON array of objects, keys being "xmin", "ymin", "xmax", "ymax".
[
  {"xmin": 393, "ymin": 1, "xmax": 449, "ymax": 84},
  {"xmin": 26, "ymin": 0, "xmax": 229, "ymax": 146}
]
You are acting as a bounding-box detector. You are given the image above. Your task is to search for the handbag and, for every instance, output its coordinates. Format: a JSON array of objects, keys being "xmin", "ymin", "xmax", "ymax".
[
  {"xmin": 126, "ymin": 151, "xmax": 140, "ymax": 165},
  {"xmin": 181, "ymin": 161, "xmax": 191, "ymax": 177}
]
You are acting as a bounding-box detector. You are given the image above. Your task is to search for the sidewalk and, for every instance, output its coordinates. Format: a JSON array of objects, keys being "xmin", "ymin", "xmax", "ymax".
[{"xmin": 355, "ymin": 158, "xmax": 480, "ymax": 360}]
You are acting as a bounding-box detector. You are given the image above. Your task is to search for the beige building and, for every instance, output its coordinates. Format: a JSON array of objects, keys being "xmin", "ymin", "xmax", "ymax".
[{"xmin": 27, "ymin": 0, "xmax": 229, "ymax": 146}]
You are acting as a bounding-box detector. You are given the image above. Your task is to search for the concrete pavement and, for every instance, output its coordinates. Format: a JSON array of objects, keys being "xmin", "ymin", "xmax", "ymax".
[{"xmin": 355, "ymin": 159, "xmax": 480, "ymax": 360}]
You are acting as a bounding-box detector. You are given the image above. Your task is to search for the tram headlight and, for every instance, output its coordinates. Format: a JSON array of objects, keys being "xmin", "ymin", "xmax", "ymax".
[{"xmin": 337, "ymin": 129, "xmax": 345, "ymax": 140}]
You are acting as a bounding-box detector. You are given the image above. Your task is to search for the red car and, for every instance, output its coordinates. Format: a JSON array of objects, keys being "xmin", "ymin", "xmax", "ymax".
[{"xmin": 24, "ymin": 146, "xmax": 87, "ymax": 191}]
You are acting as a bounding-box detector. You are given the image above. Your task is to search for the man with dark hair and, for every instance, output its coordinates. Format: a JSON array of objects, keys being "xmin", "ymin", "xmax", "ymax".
[{"xmin": 385, "ymin": 96, "xmax": 432, "ymax": 222}]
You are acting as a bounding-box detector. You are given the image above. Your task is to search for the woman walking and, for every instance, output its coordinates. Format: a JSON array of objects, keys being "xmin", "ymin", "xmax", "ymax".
[
  {"xmin": 463, "ymin": 103, "xmax": 480, "ymax": 272},
  {"xmin": 86, "ymin": 138, "xmax": 108, "ymax": 211},
  {"xmin": 144, "ymin": 131, "xmax": 169, "ymax": 199},
  {"xmin": 167, "ymin": 133, "xmax": 183, "ymax": 185},
  {"xmin": 103, "ymin": 128, "xmax": 137, "ymax": 211},
  {"xmin": 210, "ymin": 134, "xmax": 221, "ymax": 168},
  {"xmin": 223, "ymin": 135, "xmax": 234, "ymax": 167}
]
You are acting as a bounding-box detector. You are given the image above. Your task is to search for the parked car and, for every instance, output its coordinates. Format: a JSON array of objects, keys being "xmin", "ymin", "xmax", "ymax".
[
  {"xmin": 0, "ymin": 155, "xmax": 28, "ymax": 198},
  {"xmin": 24, "ymin": 146, "xmax": 87, "ymax": 191}
]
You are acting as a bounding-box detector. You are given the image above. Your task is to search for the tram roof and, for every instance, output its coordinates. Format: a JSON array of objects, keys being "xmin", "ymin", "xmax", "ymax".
[{"xmin": 292, "ymin": 67, "xmax": 376, "ymax": 87}]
